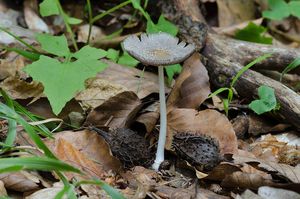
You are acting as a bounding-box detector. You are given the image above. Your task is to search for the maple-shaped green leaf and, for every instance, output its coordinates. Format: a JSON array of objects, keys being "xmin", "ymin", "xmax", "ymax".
[
  {"xmin": 73, "ymin": 45, "xmax": 107, "ymax": 60},
  {"xmin": 146, "ymin": 15, "xmax": 178, "ymax": 36},
  {"xmin": 249, "ymin": 85, "xmax": 278, "ymax": 115},
  {"xmin": 106, "ymin": 48, "xmax": 119, "ymax": 61},
  {"xmin": 39, "ymin": 0, "xmax": 59, "ymax": 17},
  {"xmin": 25, "ymin": 55, "xmax": 107, "ymax": 114},
  {"xmin": 117, "ymin": 51, "xmax": 139, "ymax": 67},
  {"xmin": 289, "ymin": 1, "xmax": 300, "ymax": 18},
  {"xmin": 37, "ymin": 34, "xmax": 70, "ymax": 57}
]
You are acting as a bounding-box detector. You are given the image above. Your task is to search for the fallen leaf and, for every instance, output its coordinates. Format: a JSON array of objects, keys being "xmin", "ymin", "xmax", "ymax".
[
  {"xmin": 237, "ymin": 189, "xmax": 263, "ymax": 199},
  {"xmin": 97, "ymin": 60, "xmax": 163, "ymax": 99},
  {"xmin": 0, "ymin": 171, "xmax": 39, "ymax": 192},
  {"xmin": 77, "ymin": 24, "xmax": 105, "ymax": 43},
  {"xmin": 85, "ymin": 91, "xmax": 142, "ymax": 128},
  {"xmin": 0, "ymin": 76, "xmax": 44, "ymax": 100},
  {"xmin": 45, "ymin": 129, "xmax": 122, "ymax": 180},
  {"xmin": 233, "ymin": 155, "xmax": 300, "ymax": 183},
  {"xmin": 0, "ymin": 52, "xmax": 28, "ymax": 80},
  {"xmin": 167, "ymin": 53, "xmax": 210, "ymax": 110},
  {"xmin": 135, "ymin": 101, "xmax": 160, "ymax": 133},
  {"xmin": 0, "ymin": 180, "xmax": 7, "ymax": 197},
  {"xmin": 205, "ymin": 162, "xmax": 241, "ymax": 181},
  {"xmin": 221, "ymin": 171, "xmax": 275, "ymax": 190},
  {"xmin": 167, "ymin": 108, "xmax": 238, "ymax": 155}
]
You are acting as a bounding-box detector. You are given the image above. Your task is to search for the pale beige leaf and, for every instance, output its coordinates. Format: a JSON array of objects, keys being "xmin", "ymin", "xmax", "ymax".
[{"xmin": 0, "ymin": 172, "xmax": 39, "ymax": 192}]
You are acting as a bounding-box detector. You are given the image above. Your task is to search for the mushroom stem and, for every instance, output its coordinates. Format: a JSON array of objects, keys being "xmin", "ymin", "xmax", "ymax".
[{"xmin": 152, "ymin": 65, "xmax": 167, "ymax": 171}]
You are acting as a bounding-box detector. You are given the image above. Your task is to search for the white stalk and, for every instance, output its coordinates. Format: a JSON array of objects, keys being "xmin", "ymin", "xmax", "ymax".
[{"xmin": 152, "ymin": 65, "xmax": 167, "ymax": 171}]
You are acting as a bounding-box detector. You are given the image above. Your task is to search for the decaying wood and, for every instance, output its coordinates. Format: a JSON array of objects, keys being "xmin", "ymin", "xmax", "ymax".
[{"xmin": 159, "ymin": 0, "xmax": 300, "ymax": 129}]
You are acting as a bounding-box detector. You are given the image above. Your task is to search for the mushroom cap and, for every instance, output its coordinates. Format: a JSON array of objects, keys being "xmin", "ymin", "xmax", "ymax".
[{"xmin": 123, "ymin": 32, "xmax": 195, "ymax": 66}]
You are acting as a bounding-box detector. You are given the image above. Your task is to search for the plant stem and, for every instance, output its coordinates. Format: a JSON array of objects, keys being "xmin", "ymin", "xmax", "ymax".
[
  {"xmin": 55, "ymin": 0, "xmax": 78, "ymax": 51},
  {"xmin": 86, "ymin": 0, "xmax": 93, "ymax": 44},
  {"xmin": 91, "ymin": 0, "xmax": 131, "ymax": 24},
  {"xmin": 152, "ymin": 65, "xmax": 167, "ymax": 171}
]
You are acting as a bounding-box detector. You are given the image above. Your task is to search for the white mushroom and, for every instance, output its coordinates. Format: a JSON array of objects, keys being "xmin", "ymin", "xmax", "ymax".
[{"xmin": 123, "ymin": 32, "xmax": 195, "ymax": 171}]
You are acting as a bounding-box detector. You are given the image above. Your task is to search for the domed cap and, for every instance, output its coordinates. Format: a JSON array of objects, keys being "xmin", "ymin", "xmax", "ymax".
[{"xmin": 123, "ymin": 32, "xmax": 195, "ymax": 66}]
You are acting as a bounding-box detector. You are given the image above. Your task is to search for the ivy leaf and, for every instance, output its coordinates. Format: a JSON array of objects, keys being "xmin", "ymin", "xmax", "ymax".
[
  {"xmin": 165, "ymin": 64, "xmax": 182, "ymax": 84},
  {"xmin": 37, "ymin": 34, "xmax": 70, "ymax": 57},
  {"xmin": 39, "ymin": 0, "xmax": 59, "ymax": 17},
  {"xmin": 235, "ymin": 22, "xmax": 272, "ymax": 44},
  {"xmin": 65, "ymin": 16, "xmax": 83, "ymax": 25},
  {"xmin": 146, "ymin": 15, "xmax": 178, "ymax": 36},
  {"xmin": 117, "ymin": 51, "xmax": 139, "ymax": 67},
  {"xmin": 249, "ymin": 85, "xmax": 277, "ymax": 115},
  {"xmin": 263, "ymin": 0, "xmax": 290, "ymax": 20}
]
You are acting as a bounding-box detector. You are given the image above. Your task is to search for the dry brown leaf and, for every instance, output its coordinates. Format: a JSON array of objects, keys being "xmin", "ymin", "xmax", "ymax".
[
  {"xmin": 166, "ymin": 108, "xmax": 238, "ymax": 154},
  {"xmin": 216, "ymin": 0, "xmax": 256, "ymax": 27},
  {"xmin": 0, "ymin": 180, "xmax": 7, "ymax": 197},
  {"xmin": 135, "ymin": 101, "xmax": 160, "ymax": 133},
  {"xmin": 233, "ymin": 155, "xmax": 300, "ymax": 183},
  {"xmin": 45, "ymin": 129, "xmax": 122, "ymax": 178},
  {"xmin": 205, "ymin": 162, "xmax": 241, "ymax": 181},
  {"xmin": 77, "ymin": 24, "xmax": 105, "ymax": 43},
  {"xmin": 167, "ymin": 53, "xmax": 210, "ymax": 110},
  {"xmin": 0, "ymin": 76, "xmax": 44, "ymax": 99},
  {"xmin": 0, "ymin": 172, "xmax": 39, "ymax": 192},
  {"xmin": 0, "ymin": 52, "xmax": 28, "ymax": 80},
  {"xmin": 97, "ymin": 60, "xmax": 162, "ymax": 99},
  {"xmin": 85, "ymin": 91, "xmax": 142, "ymax": 128},
  {"xmin": 55, "ymin": 138, "xmax": 108, "ymax": 180},
  {"xmin": 221, "ymin": 171, "xmax": 275, "ymax": 190}
]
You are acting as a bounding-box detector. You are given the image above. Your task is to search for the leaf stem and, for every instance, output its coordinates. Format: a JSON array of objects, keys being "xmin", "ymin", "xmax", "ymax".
[
  {"xmin": 152, "ymin": 65, "xmax": 167, "ymax": 171},
  {"xmin": 55, "ymin": 0, "xmax": 78, "ymax": 51},
  {"xmin": 86, "ymin": 0, "xmax": 93, "ymax": 44}
]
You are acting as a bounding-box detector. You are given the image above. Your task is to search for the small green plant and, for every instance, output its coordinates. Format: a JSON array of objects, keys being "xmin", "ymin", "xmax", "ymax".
[
  {"xmin": 249, "ymin": 85, "xmax": 279, "ymax": 114},
  {"xmin": 235, "ymin": 22, "xmax": 273, "ymax": 44},
  {"xmin": 209, "ymin": 53, "xmax": 272, "ymax": 116},
  {"xmin": 263, "ymin": 0, "xmax": 300, "ymax": 20},
  {"xmin": 280, "ymin": 57, "xmax": 300, "ymax": 81}
]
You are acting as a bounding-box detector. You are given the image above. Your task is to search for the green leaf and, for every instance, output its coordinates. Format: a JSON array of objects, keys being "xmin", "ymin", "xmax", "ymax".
[
  {"xmin": 117, "ymin": 51, "xmax": 139, "ymax": 67},
  {"xmin": 24, "ymin": 55, "xmax": 108, "ymax": 114},
  {"xmin": 262, "ymin": 0, "xmax": 290, "ymax": 20},
  {"xmin": 129, "ymin": 0, "xmax": 151, "ymax": 21},
  {"xmin": 66, "ymin": 16, "xmax": 82, "ymax": 25},
  {"xmin": 280, "ymin": 57, "xmax": 300, "ymax": 81},
  {"xmin": 249, "ymin": 85, "xmax": 277, "ymax": 115},
  {"xmin": 73, "ymin": 45, "xmax": 107, "ymax": 60},
  {"xmin": 146, "ymin": 15, "xmax": 178, "ymax": 36},
  {"xmin": 165, "ymin": 64, "xmax": 182, "ymax": 84},
  {"xmin": 0, "ymin": 157, "xmax": 80, "ymax": 173},
  {"xmin": 36, "ymin": 34, "xmax": 70, "ymax": 57},
  {"xmin": 39, "ymin": 0, "xmax": 59, "ymax": 17},
  {"xmin": 235, "ymin": 22, "xmax": 272, "ymax": 44},
  {"xmin": 208, "ymin": 87, "xmax": 230, "ymax": 98},
  {"xmin": 106, "ymin": 48, "xmax": 120, "ymax": 61},
  {"xmin": 288, "ymin": 1, "xmax": 300, "ymax": 18}
]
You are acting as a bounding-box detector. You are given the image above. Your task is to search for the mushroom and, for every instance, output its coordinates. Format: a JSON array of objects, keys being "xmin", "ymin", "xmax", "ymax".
[{"xmin": 123, "ymin": 32, "xmax": 195, "ymax": 171}]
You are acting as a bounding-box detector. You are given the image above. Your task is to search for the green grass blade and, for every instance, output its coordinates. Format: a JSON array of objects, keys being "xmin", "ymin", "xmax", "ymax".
[
  {"xmin": 230, "ymin": 53, "xmax": 272, "ymax": 88},
  {"xmin": 0, "ymin": 157, "xmax": 81, "ymax": 173},
  {"xmin": 280, "ymin": 57, "xmax": 300, "ymax": 82},
  {"xmin": 208, "ymin": 87, "xmax": 230, "ymax": 98},
  {"xmin": 0, "ymin": 27, "xmax": 40, "ymax": 53},
  {"xmin": 4, "ymin": 47, "xmax": 40, "ymax": 61}
]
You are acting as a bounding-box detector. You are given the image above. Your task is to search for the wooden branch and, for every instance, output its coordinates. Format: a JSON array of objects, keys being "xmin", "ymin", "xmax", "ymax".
[{"xmin": 201, "ymin": 52, "xmax": 300, "ymax": 129}]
